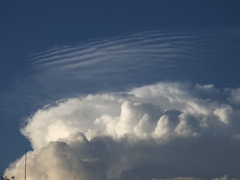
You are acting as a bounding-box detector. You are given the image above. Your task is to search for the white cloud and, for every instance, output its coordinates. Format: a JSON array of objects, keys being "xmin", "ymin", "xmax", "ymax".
[
  {"xmin": 228, "ymin": 88, "xmax": 240, "ymax": 104},
  {"xmin": 214, "ymin": 105, "xmax": 233, "ymax": 124},
  {"xmin": 6, "ymin": 133, "xmax": 108, "ymax": 180},
  {"xmin": 4, "ymin": 82, "xmax": 240, "ymax": 180}
]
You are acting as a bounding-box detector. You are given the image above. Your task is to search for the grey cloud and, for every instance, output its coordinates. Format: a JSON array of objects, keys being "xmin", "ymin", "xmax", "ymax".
[
  {"xmin": 6, "ymin": 133, "xmax": 108, "ymax": 180},
  {"xmin": 152, "ymin": 175, "xmax": 239, "ymax": 180},
  {"xmin": 4, "ymin": 82, "xmax": 240, "ymax": 180}
]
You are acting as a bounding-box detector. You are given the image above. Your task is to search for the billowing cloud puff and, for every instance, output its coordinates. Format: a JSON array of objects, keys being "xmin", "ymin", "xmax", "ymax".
[{"xmin": 4, "ymin": 82, "xmax": 240, "ymax": 180}]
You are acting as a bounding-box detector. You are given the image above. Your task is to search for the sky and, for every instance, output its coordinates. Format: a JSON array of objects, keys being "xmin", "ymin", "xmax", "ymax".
[{"xmin": 1, "ymin": 1, "xmax": 240, "ymax": 180}]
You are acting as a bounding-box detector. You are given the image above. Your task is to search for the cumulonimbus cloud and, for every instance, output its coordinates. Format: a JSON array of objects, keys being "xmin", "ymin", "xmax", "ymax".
[
  {"xmin": 4, "ymin": 82, "xmax": 240, "ymax": 180},
  {"xmin": 2, "ymin": 29, "xmax": 240, "ymax": 180}
]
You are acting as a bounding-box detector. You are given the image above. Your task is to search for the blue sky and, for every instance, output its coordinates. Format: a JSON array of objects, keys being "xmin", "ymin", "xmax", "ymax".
[{"xmin": 1, "ymin": 1, "xmax": 240, "ymax": 180}]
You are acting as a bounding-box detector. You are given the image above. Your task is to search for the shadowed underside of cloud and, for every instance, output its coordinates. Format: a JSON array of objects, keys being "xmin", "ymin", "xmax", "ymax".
[
  {"xmin": 4, "ymin": 82, "xmax": 240, "ymax": 180},
  {"xmin": 152, "ymin": 175, "xmax": 238, "ymax": 180}
]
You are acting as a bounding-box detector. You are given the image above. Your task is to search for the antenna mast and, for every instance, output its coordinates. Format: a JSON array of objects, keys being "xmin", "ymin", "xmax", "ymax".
[{"xmin": 24, "ymin": 148, "xmax": 27, "ymax": 180}]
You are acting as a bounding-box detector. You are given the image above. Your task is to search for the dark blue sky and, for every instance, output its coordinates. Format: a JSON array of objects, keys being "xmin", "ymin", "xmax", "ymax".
[
  {"xmin": 1, "ymin": 0, "xmax": 240, "ymax": 88},
  {"xmin": 1, "ymin": 0, "xmax": 240, "ymax": 82},
  {"xmin": 1, "ymin": 0, "xmax": 240, "ymax": 176}
]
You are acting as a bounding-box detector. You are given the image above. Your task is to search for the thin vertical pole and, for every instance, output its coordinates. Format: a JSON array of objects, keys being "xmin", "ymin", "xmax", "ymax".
[{"xmin": 25, "ymin": 148, "xmax": 27, "ymax": 180}]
